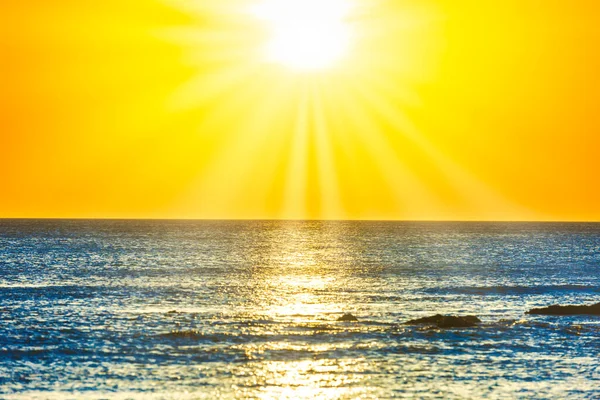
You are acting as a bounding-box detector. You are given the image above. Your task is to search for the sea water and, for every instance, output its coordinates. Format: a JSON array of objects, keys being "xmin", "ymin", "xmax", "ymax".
[{"xmin": 0, "ymin": 220, "xmax": 599, "ymax": 399}]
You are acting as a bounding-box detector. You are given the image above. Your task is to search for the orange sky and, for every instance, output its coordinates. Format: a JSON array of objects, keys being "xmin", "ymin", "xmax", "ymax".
[{"xmin": 1, "ymin": 0, "xmax": 599, "ymax": 220}]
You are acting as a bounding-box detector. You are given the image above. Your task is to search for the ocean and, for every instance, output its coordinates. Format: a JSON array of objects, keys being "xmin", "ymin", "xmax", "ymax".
[{"xmin": 0, "ymin": 219, "xmax": 599, "ymax": 399}]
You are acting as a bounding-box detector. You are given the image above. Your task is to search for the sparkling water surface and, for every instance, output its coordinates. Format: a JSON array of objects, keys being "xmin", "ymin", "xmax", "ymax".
[{"xmin": 1, "ymin": 220, "xmax": 599, "ymax": 399}]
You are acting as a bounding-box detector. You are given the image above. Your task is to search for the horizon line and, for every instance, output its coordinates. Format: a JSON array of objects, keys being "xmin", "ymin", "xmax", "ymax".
[{"xmin": 0, "ymin": 217, "xmax": 599, "ymax": 224}]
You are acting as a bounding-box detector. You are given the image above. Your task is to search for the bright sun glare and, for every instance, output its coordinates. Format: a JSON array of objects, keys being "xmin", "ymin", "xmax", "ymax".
[{"xmin": 252, "ymin": 0, "xmax": 353, "ymax": 71}]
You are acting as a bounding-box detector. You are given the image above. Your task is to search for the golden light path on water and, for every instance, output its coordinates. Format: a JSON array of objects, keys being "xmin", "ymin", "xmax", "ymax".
[
  {"xmin": 221, "ymin": 225, "xmax": 377, "ymax": 399},
  {"xmin": 122, "ymin": 223, "xmax": 379, "ymax": 399}
]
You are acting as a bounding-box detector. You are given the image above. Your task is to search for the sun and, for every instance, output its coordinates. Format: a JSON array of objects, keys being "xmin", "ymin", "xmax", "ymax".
[{"xmin": 252, "ymin": 0, "xmax": 353, "ymax": 71}]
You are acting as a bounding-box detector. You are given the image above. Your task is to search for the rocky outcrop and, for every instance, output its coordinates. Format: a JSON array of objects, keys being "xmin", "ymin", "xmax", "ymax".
[
  {"xmin": 526, "ymin": 302, "xmax": 600, "ymax": 316},
  {"xmin": 404, "ymin": 314, "xmax": 481, "ymax": 328},
  {"xmin": 337, "ymin": 313, "xmax": 359, "ymax": 322}
]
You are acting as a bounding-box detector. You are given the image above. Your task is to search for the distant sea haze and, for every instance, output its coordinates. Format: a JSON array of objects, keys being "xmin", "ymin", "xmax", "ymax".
[{"xmin": 1, "ymin": 220, "xmax": 599, "ymax": 399}]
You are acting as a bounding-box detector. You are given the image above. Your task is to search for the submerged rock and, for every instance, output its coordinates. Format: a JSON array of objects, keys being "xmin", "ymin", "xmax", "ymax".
[
  {"xmin": 404, "ymin": 314, "xmax": 481, "ymax": 328},
  {"xmin": 337, "ymin": 313, "xmax": 359, "ymax": 322},
  {"xmin": 526, "ymin": 302, "xmax": 600, "ymax": 316}
]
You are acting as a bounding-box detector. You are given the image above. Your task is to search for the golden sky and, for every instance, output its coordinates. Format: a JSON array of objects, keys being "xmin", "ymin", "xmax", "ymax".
[{"xmin": 1, "ymin": 0, "xmax": 599, "ymax": 220}]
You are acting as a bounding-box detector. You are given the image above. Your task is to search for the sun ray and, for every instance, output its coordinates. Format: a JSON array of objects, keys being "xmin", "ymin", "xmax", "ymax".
[
  {"xmin": 168, "ymin": 63, "xmax": 263, "ymax": 112},
  {"xmin": 348, "ymin": 73, "xmax": 535, "ymax": 220},
  {"xmin": 162, "ymin": 0, "xmax": 538, "ymax": 221},
  {"xmin": 312, "ymin": 82, "xmax": 346, "ymax": 220},
  {"xmin": 281, "ymin": 83, "xmax": 311, "ymax": 219},
  {"xmin": 331, "ymin": 81, "xmax": 444, "ymax": 219},
  {"xmin": 175, "ymin": 71, "xmax": 298, "ymax": 218}
]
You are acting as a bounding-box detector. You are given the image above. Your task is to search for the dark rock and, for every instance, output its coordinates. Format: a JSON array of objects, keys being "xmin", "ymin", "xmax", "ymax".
[
  {"xmin": 337, "ymin": 313, "xmax": 358, "ymax": 322},
  {"xmin": 526, "ymin": 302, "xmax": 600, "ymax": 316},
  {"xmin": 437, "ymin": 315, "xmax": 481, "ymax": 328},
  {"xmin": 404, "ymin": 314, "xmax": 481, "ymax": 328}
]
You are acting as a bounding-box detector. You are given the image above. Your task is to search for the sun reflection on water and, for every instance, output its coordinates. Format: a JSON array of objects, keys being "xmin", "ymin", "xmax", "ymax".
[
  {"xmin": 224, "ymin": 223, "xmax": 374, "ymax": 398},
  {"xmin": 243, "ymin": 359, "xmax": 372, "ymax": 400}
]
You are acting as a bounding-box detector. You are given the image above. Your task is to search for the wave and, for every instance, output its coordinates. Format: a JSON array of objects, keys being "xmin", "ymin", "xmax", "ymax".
[{"xmin": 427, "ymin": 285, "xmax": 600, "ymax": 296}]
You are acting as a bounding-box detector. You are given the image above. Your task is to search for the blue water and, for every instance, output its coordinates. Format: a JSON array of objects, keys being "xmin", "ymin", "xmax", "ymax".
[{"xmin": 0, "ymin": 220, "xmax": 599, "ymax": 399}]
